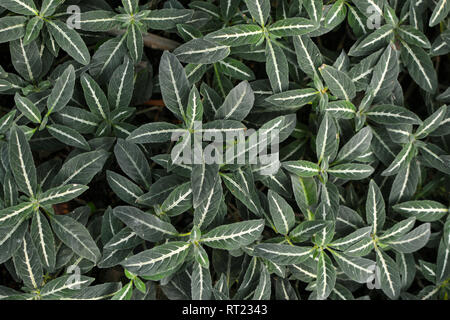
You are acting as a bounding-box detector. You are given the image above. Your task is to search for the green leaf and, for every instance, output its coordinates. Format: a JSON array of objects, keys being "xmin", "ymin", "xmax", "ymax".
[
  {"xmin": 429, "ymin": 0, "xmax": 450, "ymax": 27},
  {"xmin": 217, "ymin": 58, "xmax": 255, "ymax": 81},
  {"xmin": 127, "ymin": 122, "xmax": 185, "ymax": 144},
  {"xmin": 282, "ymin": 160, "xmax": 320, "ymax": 177},
  {"xmin": 400, "ymin": 42, "xmax": 437, "ymax": 93},
  {"xmin": 194, "ymin": 176, "xmax": 222, "ymax": 230},
  {"xmin": 206, "ymin": 25, "xmax": 264, "ymax": 46},
  {"xmin": 221, "ymin": 168, "xmax": 262, "ymax": 216},
  {"xmin": 254, "ymin": 243, "xmax": 312, "ymax": 265},
  {"xmin": 9, "ymin": 126, "xmax": 37, "ymax": 197},
  {"xmin": 436, "ymin": 225, "xmax": 450, "ymax": 283},
  {"xmin": 126, "ymin": 23, "xmax": 143, "ymax": 63},
  {"xmin": 329, "ymin": 226, "xmax": 372, "ymax": 251},
  {"xmin": 0, "ymin": 16, "xmax": 26, "ymax": 43},
  {"xmin": 0, "ymin": 0, "xmax": 38, "ymax": 15},
  {"xmin": 393, "ymin": 201, "xmax": 448, "ymax": 222},
  {"xmin": 266, "ymin": 88, "xmax": 318, "ymax": 107},
  {"xmin": 325, "ymin": 0, "xmax": 347, "ymax": 27},
  {"xmin": 324, "ymin": 101, "xmax": 356, "ymax": 119},
  {"xmin": 253, "ymin": 263, "xmax": 271, "ymax": 300},
  {"xmin": 303, "ymin": 0, "xmax": 323, "ymax": 22},
  {"xmin": 46, "ymin": 20, "xmax": 90, "ymax": 65},
  {"xmin": 78, "ymin": 10, "xmax": 118, "ymax": 32},
  {"xmin": 143, "ymin": 9, "xmax": 194, "ymax": 30},
  {"xmin": 265, "ymin": 39, "xmax": 289, "ymax": 94},
  {"xmin": 14, "ymin": 93, "xmax": 41, "ymax": 124},
  {"xmin": 13, "ymin": 232, "xmax": 42, "ymax": 289},
  {"xmin": 397, "ymin": 26, "xmax": 431, "ymax": 49},
  {"xmin": 389, "ymin": 160, "xmax": 419, "ymax": 205},
  {"xmin": 50, "ymin": 214, "xmax": 101, "ymax": 263},
  {"xmin": 23, "ymin": 16, "xmax": 43, "ymax": 45},
  {"xmin": 200, "ymin": 219, "xmax": 264, "ymax": 250},
  {"xmin": 291, "ymin": 175, "xmax": 317, "ymax": 214},
  {"xmin": 10, "ymin": 38, "xmax": 41, "ymax": 82},
  {"xmin": 365, "ymin": 179, "xmax": 385, "ymax": 235},
  {"xmin": 0, "ymin": 202, "xmax": 34, "ymax": 228},
  {"xmin": 185, "ymin": 86, "xmax": 203, "ymax": 129},
  {"xmin": 191, "ymin": 160, "xmax": 218, "ymax": 209},
  {"xmin": 52, "ymin": 150, "xmax": 110, "ymax": 187},
  {"xmin": 121, "ymin": 0, "xmax": 138, "ymax": 14},
  {"xmin": 90, "ymin": 36, "xmax": 127, "ymax": 82},
  {"xmin": 267, "ymin": 189, "xmax": 295, "ymax": 235},
  {"xmin": 378, "ymin": 218, "xmax": 416, "ymax": 242},
  {"xmin": 38, "ymin": 184, "xmax": 88, "ymax": 206},
  {"xmin": 336, "ymin": 127, "xmax": 372, "ymax": 163},
  {"xmin": 122, "ymin": 241, "xmax": 191, "ymax": 276},
  {"xmin": 289, "ymin": 220, "xmax": 329, "ymax": 243},
  {"xmin": 39, "ymin": 275, "xmax": 94, "ymax": 299},
  {"xmin": 159, "ymin": 51, "xmax": 190, "ymax": 120},
  {"xmin": 174, "ymin": 38, "xmax": 230, "ymax": 64},
  {"xmin": 415, "ymin": 105, "xmax": 447, "ymax": 139},
  {"xmin": 215, "ymin": 81, "xmax": 254, "ymax": 121},
  {"xmin": 0, "ymin": 218, "xmax": 27, "ymax": 264},
  {"xmin": 160, "ymin": 182, "xmax": 193, "ymax": 217},
  {"xmin": 114, "ymin": 139, "xmax": 151, "ymax": 190},
  {"xmin": 106, "ymin": 171, "xmax": 143, "ymax": 205},
  {"xmin": 103, "ymin": 227, "xmax": 140, "ymax": 251},
  {"xmin": 385, "ymin": 223, "xmax": 431, "ymax": 254},
  {"xmin": 191, "ymin": 262, "xmax": 213, "ymax": 300},
  {"xmin": 80, "ymin": 73, "xmax": 110, "ymax": 120},
  {"xmin": 0, "ymin": 110, "xmax": 17, "ymax": 134},
  {"xmin": 47, "ymin": 124, "xmax": 91, "ymax": 151},
  {"xmin": 30, "ymin": 211, "xmax": 56, "ymax": 271},
  {"xmin": 381, "ymin": 143, "xmax": 415, "ymax": 176},
  {"xmin": 349, "ymin": 25, "xmax": 394, "ymax": 57},
  {"xmin": 327, "ymin": 163, "xmax": 374, "ymax": 180},
  {"xmin": 46, "ymin": 64, "xmax": 75, "ymax": 115},
  {"xmin": 244, "ymin": 0, "xmax": 270, "ymax": 26},
  {"xmin": 269, "ymin": 18, "xmax": 317, "ymax": 36},
  {"xmin": 108, "ymin": 56, "xmax": 134, "ymax": 110},
  {"xmin": 316, "ymin": 113, "xmax": 338, "ymax": 163},
  {"xmin": 375, "ymin": 248, "xmax": 401, "ymax": 299},
  {"xmin": 316, "ymin": 251, "xmax": 336, "ymax": 300},
  {"xmin": 293, "ymin": 35, "xmax": 322, "ymax": 78},
  {"xmin": 331, "ymin": 251, "xmax": 374, "ymax": 284},
  {"xmin": 113, "ymin": 206, "xmax": 178, "ymax": 241},
  {"xmin": 366, "ymin": 105, "xmax": 422, "ymax": 125},
  {"xmin": 319, "ymin": 64, "xmax": 356, "ymax": 101},
  {"xmin": 111, "ymin": 281, "xmax": 133, "ymax": 300}
]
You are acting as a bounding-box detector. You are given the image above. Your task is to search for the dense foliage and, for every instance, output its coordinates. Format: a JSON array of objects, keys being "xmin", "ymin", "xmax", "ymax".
[{"xmin": 0, "ymin": 0, "xmax": 449, "ymax": 301}]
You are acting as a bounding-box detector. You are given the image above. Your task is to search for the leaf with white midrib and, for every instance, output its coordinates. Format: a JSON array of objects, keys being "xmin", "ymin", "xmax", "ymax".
[
  {"xmin": 38, "ymin": 184, "xmax": 88, "ymax": 206},
  {"xmin": 113, "ymin": 206, "xmax": 178, "ymax": 242},
  {"xmin": 13, "ymin": 232, "xmax": 42, "ymax": 290},
  {"xmin": 385, "ymin": 223, "xmax": 431, "ymax": 253},
  {"xmin": 9, "ymin": 126, "xmax": 37, "ymax": 197},
  {"xmin": 50, "ymin": 215, "xmax": 101, "ymax": 263},
  {"xmin": 375, "ymin": 247, "xmax": 401, "ymax": 299},
  {"xmin": 30, "ymin": 210, "xmax": 55, "ymax": 271},
  {"xmin": 46, "ymin": 20, "xmax": 90, "ymax": 65},
  {"xmin": 366, "ymin": 180, "xmax": 385, "ymax": 235},
  {"xmin": 122, "ymin": 241, "xmax": 191, "ymax": 276},
  {"xmin": 316, "ymin": 251, "xmax": 336, "ymax": 300},
  {"xmin": 200, "ymin": 220, "xmax": 265, "ymax": 250},
  {"xmin": 254, "ymin": 243, "xmax": 312, "ymax": 265},
  {"xmin": 331, "ymin": 251, "xmax": 374, "ymax": 284}
]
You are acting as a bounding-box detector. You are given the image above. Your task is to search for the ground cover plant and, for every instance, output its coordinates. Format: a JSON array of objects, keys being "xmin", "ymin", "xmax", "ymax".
[{"xmin": 0, "ymin": 0, "xmax": 449, "ymax": 301}]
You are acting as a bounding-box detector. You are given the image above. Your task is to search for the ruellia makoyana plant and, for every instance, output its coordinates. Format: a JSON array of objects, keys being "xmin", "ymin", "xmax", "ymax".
[{"xmin": 0, "ymin": 0, "xmax": 449, "ymax": 301}]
